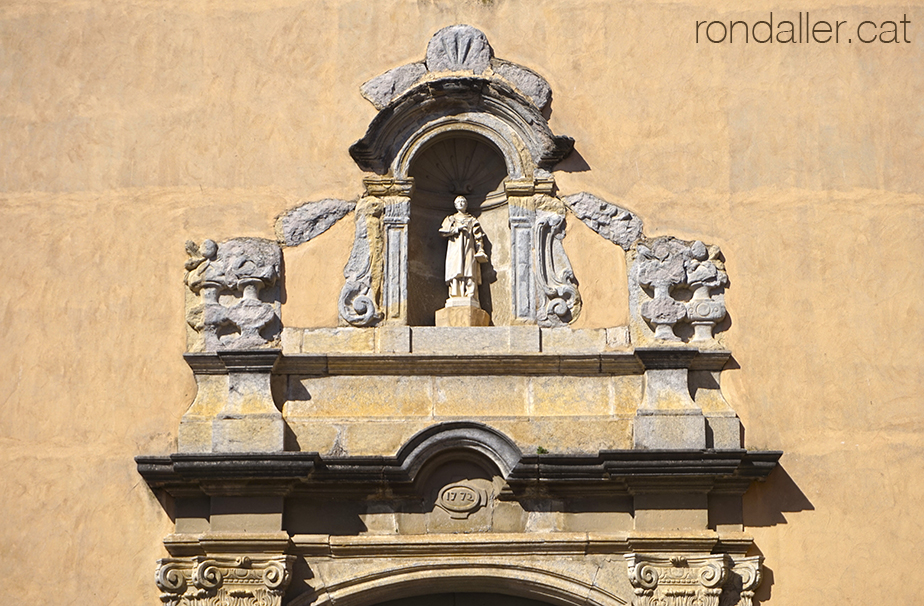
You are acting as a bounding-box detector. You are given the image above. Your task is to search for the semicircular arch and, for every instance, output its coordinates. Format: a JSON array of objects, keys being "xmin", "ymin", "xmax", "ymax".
[{"xmin": 289, "ymin": 562, "xmax": 629, "ymax": 606}]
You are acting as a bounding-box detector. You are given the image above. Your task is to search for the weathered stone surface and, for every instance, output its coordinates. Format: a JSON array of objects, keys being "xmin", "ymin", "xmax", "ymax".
[
  {"xmin": 490, "ymin": 59, "xmax": 552, "ymax": 110},
  {"xmin": 412, "ymin": 326, "xmax": 541, "ymax": 354},
  {"xmin": 339, "ymin": 197, "xmax": 384, "ymax": 327},
  {"xmin": 425, "ymin": 24, "xmax": 493, "ymax": 74},
  {"xmin": 185, "ymin": 237, "xmax": 282, "ymax": 351},
  {"xmin": 360, "ymin": 62, "xmax": 427, "ymax": 110},
  {"xmin": 276, "ymin": 198, "xmax": 355, "ymax": 247},
  {"xmin": 563, "ymin": 192, "xmax": 644, "ymax": 251},
  {"xmin": 156, "ymin": 555, "xmax": 293, "ymax": 606},
  {"xmin": 536, "ymin": 208, "xmax": 582, "ymax": 326},
  {"xmin": 435, "ymin": 303, "xmax": 490, "ymax": 327},
  {"xmin": 300, "ymin": 327, "xmax": 375, "ymax": 354},
  {"xmin": 634, "ymin": 410, "xmax": 706, "ymax": 450}
]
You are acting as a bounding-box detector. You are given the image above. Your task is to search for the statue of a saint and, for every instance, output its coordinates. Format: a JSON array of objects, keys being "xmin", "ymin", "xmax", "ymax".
[{"xmin": 440, "ymin": 195, "xmax": 489, "ymax": 301}]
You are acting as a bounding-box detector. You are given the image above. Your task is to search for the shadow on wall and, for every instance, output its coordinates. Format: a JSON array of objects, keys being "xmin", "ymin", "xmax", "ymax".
[{"xmin": 743, "ymin": 464, "xmax": 814, "ymax": 527}]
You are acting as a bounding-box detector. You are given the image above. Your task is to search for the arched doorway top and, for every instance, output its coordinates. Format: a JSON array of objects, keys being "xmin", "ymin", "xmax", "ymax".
[{"xmin": 288, "ymin": 561, "xmax": 629, "ymax": 606}]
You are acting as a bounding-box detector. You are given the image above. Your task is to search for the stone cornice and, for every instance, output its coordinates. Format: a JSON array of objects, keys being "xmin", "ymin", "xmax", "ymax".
[
  {"xmin": 136, "ymin": 449, "xmax": 780, "ymax": 498},
  {"xmin": 183, "ymin": 348, "xmax": 731, "ymax": 377}
]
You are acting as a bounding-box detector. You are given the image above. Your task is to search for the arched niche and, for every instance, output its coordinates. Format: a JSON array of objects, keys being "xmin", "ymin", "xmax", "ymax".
[
  {"xmin": 340, "ymin": 27, "xmax": 580, "ymax": 328},
  {"xmin": 406, "ymin": 133, "xmax": 509, "ymax": 326}
]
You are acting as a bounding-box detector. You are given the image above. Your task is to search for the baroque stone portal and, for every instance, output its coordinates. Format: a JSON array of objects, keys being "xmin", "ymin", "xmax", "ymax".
[{"xmin": 140, "ymin": 23, "xmax": 783, "ymax": 606}]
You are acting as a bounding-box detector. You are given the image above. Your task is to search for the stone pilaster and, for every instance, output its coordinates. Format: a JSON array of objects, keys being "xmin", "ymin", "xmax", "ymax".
[
  {"xmin": 634, "ymin": 348, "xmax": 706, "ymax": 450},
  {"xmin": 178, "ymin": 350, "xmax": 285, "ymax": 453},
  {"xmin": 364, "ymin": 177, "xmax": 413, "ymax": 324}
]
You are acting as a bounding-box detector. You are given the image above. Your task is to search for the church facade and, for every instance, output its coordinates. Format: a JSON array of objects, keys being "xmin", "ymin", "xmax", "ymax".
[{"xmin": 1, "ymin": 3, "xmax": 922, "ymax": 605}]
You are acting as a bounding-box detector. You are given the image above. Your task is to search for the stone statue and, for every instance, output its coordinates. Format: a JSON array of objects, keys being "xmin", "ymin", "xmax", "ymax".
[{"xmin": 440, "ymin": 195, "xmax": 489, "ymax": 301}]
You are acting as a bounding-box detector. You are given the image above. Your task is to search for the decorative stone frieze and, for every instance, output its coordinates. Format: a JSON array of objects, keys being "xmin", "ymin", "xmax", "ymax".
[
  {"xmin": 339, "ymin": 197, "xmax": 384, "ymax": 327},
  {"xmin": 535, "ymin": 206, "xmax": 582, "ymax": 326},
  {"xmin": 630, "ymin": 237, "xmax": 728, "ymax": 345},
  {"xmin": 626, "ymin": 554, "xmax": 729, "ymax": 606},
  {"xmin": 155, "ymin": 555, "xmax": 293, "ymax": 606},
  {"xmin": 184, "ymin": 238, "xmax": 282, "ymax": 352},
  {"xmin": 562, "ymin": 192, "xmax": 644, "ymax": 251},
  {"xmin": 275, "ymin": 198, "xmax": 355, "ymax": 247}
]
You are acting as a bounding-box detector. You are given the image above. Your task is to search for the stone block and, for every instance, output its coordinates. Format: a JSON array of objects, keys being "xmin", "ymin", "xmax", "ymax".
[
  {"xmin": 434, "ymin": 304, "xmax": 490, "ymax": 327},
  {"xmin": 287, "ymin": 375, "xmax": 433, "ymax": 418},
  {"xmin": 280, "ymin": 327, "xmax": 304, "ymax": 353},
  {"xmin": 212, "ymin": 413, "xmax": 285, "ymax": 453},
  {"xmin": 301, "ymin": 327, "xmax": 375, "ymax": 354},
  {"xmin": 634, "ymin": 492, "xmax": 709, "ymax": 531},
  {"xmin": 541, "ymin": 327, "xmax": 607, "ymax": 353},
  {"xmin": 375, "ymin": 325, "xmax": 411, "ymax": 353},
  {"xmin": 634, "ymin": 410, "xmax": 706, "ymax": 450},
  {"xmin": 706, "ymin": 414, "xmax": 743, "ymax": 449},
  {"xmin": 606, "ymin": 326, "xmax": 631, "ymax": 349},
  {"xmin": 530, "ymin": 375, "xmax": 612, "ymax": 416},
  {"xmin": 412, "ymin": 326, "xmax": 540, "ymax": 354},
  {"xmin": 434, "ymin": 375, "xmax": 528, "ymax": 417}
]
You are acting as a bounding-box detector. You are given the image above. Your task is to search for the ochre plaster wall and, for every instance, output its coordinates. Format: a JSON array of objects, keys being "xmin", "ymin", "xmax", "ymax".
[{"xmin": 1, "ymin": 1, "xmax": 922, "ymax": 604}]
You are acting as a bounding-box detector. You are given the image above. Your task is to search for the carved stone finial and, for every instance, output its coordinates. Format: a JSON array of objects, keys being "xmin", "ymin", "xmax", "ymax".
[
  {"xmin": 185, "ymin": 237, "xmax": 282, "ymax": 351},
  {"xmin": 636, "ymin": 237, "xmax": 690, "ymax": 341},
  {"xmin": 631, "ymin": 236, "xmax": 728, "ymax": 344},
  {"xmin": 685, "ymin": 241, "xmax": 728, "ymax": 342},
  {"xmin": 425, "ymin": 24, "xmax": 493, "ymax": 74}
]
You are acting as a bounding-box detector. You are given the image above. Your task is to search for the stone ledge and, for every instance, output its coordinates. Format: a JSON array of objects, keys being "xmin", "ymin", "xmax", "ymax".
[{"xmin": 136, "ymin": 449, "xmax": 781, "ymax": 498}]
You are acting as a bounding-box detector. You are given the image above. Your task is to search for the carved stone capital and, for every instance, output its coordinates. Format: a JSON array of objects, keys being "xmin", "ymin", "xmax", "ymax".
[
  {"xmin": 626, "ymin": 553, "xmax": 729, "ymax": 606},
  {"xmin": 719, "ymin": 556, "xmax": 763, "ymax": 606},
  {"xmin": 363, "ymin": 177, "xmax": 415, "ymax": 198},
  {"xmin": 155, "ymin": 555, "xmax": 293, "ymax": 606}
]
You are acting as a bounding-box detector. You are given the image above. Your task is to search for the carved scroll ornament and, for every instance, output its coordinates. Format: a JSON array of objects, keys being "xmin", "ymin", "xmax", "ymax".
[
  {"xmin": 155, "ymin": 555, "xmax": 293, "ymax": 606},
  {"xmin": 626, "ymin": 554, "xmax": 729, "ymax": 606},
  {"xmin": 339, "ymin": 197, "xmax": 384, "ymax": 326},
  {"xmin": 535, "ymin": 208, "xmax": 582, "ymax": 326}
]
